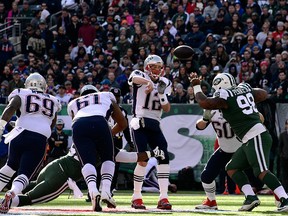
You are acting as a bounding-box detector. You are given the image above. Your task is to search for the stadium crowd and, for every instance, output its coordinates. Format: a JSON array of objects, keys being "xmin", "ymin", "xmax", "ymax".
[{"xmin": 0, "ymin": 0, "xmax": 287, "ymax": 106}]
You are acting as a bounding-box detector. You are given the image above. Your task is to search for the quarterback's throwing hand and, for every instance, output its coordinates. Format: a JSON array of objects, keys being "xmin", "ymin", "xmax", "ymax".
[{"xmin": 151, "ymin": 146, "xmax": 165, "ymax": 160}]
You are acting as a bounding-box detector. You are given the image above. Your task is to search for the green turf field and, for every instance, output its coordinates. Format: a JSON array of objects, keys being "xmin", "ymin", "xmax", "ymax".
[{"xmin": 7, "ymin": 190, "xmax": 287, "ymax": 215}]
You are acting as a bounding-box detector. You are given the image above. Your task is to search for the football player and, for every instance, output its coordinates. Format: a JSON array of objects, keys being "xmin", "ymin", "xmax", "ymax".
[
  {"xmin": 190, "ymin": 72, "xmax": 288, "ymax": 212},
  {"xmin": 0, "ymin": 73, "xmax": 62, "ymax": 213},
  {"xmin": 195, "ymin": 109, "xmax": 242, "ymax": 210},
  {"xmin": 128, "ymin": 55, "xmax": 173, "ymax": 210},
  {"xmin": 3, "ymin": 144, "xmax": 165, "ymax": 213},
  {"xmin": 67, "ymin": 84, "xmax": 127, "ymax": 212}
]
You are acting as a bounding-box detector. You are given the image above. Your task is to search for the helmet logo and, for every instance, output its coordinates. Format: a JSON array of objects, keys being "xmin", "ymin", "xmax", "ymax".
[{"xmin": 213, "ymin": 77, "xmax": 222, "ymax": 86}]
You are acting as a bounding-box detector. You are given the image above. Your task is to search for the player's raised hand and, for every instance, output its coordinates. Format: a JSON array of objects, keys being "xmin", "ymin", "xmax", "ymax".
[
  {"xmin": 203, "ymin": 109, "xmax": 215, "ymax": 122},
  {"xmin": 189, "ymin": 72, "xmax": 201, "ymax": 86},
  {"xmin": 157, "ymin": 80, "xmax": 167, "ymax": 94}
]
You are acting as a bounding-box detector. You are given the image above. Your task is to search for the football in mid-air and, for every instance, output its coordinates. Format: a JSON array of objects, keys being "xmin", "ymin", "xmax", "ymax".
[{"xmin": 173, "ymin": 45, "xmax": 195, "ymax": 60}]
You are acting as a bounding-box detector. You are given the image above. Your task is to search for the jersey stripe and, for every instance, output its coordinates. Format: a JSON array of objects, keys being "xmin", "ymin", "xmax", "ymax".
[
  {"xmin": 224, "ymin": 73, "xmax": 236, "ymax": 86},
  {"xmin": 254, "ymin": 134, "xmax": 267, "ymax": 172}
]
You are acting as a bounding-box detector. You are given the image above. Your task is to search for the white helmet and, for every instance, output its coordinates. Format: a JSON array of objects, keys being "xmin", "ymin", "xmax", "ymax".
[
  {"xmin": 80, "ymin": 84, "xmax": 99, "ymax": 96},
  {"xmin": 24, "ymin": 72, "xmax": 47, "ymax": 92},
  {"xmin": 212, "ymin": 73, "xmax": 236, "ymax": 91},
  {"xmin": 144, "ymin": 55, "xmax": 164, "ymax": 78}
]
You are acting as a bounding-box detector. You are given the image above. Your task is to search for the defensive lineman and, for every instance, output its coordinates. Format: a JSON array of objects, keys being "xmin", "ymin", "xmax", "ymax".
[
  {"xmin": 190, "ymin": 72, "xmax": 288, "ymax": 212},
  {"xmin": 0, "ymin": 73, "xmax": 61, "ymax": 213}
]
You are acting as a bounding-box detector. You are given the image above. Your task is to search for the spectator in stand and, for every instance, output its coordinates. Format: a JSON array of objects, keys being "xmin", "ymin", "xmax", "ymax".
[
  {"xmin": 200, "ymin": 14, "xmax": 214, "ymax": 35},
  {"xmin": 240, "ymin": 35, "xmax": 260, "ymax": 55},
  {"xmin": 0, "ymin": 2, "xmax": 7, "ymax": 24},
  {"xmin": 55, "ymin": 85, "xmax": 71, "ymax": 106},
  {"xmin": 172, "ymin": 83, "xmax": 187, "ymax": 103},
  {"xmin": 27, "ymin": 28, "xmax": 46, "ymax": 58},
  {"xmin": 20, "ymin": 24, "xmax": 34, "ymax": 57},
  {"xmin": 176, "ymin": 66, "xmax": 190, "ymax": 90},
  {"xmin": 256, "ymin": 23, "xmax": 271, "ymax": 48},
  {"xmin": 199, "ymin": 65, "xmax": 214, "ymax": 85},
  {"xmin": 186, "ymin": 86, "xmax": 196, "ymax": 104},
  {"xmin": 202, "ymin": 0, "xmax": 218, "ymax": 21},
  {"xmin": 19, "ymin": 1, "xmax": 33, "ymax": 27},
  {"xmin": 70, "ymin": 38, "xmax": 87, "ymax": 61},
  {"xmin": 215, "ymin": 44, "xmax": 229, "ymax": 68},
  {"xmin": 66, "ymin": 13, "xmax": 81, "ymax": 47},
  {"xmin": 56, "ymin": 8, "xmax": 70, "ymax": 33},
  {"xmin": 272, "ymin": 21, "xmax": 286, "ymax": 41},
  {"xmin": 64, "ymin": 80, "xmax": 76, "ymax": 96},
  {"xmin": 7, "ymin": 69, "xmax": 24, "ymax": 95},
  {"xmin": 184, "ymin": 22, "xmax": 205, "ymax": 49},
  {"xmin": 213, "ymin": 14, "xmax": 225, "ymax": 35},
  {"xmin": 171, "ymin": 4, "xmax": 189, "ymax": 25},
  {"xmin": 199, "ymin": 33, "xmax": 217, "ymax": 54},
  {"xmin": 78, "ymin": 16, "xmax": 96, "ymax": 47},
  {"xmin": 55, "ymin": 27, "xmax": 71, "ymax": 62},
  {"xmin": 252, "ymin": 60, "xmax": 272, "ymax": 92},
  {"xmin": 270, "ymin": 70, "xmax": 288, "ymax": 99},
  {"xmin": 30, "ymin": 10, "xmax": 42, "ymax": 29},
  {"xmin": 0, "ymin": 34, "xmax": 15, "ymax": 72},
  {"xmin": 0, "ymin": 66, "xmax": 12, "ymax": 84},
  {"xmin": 199, "ymin": 46, "xmax": 212, "ymax": 67},
  {"xmin": 38, "ymin": 19, "xmax": 54, "ymax": 54},
  {"xmin": 7, "ymin": 1, "xmax": 20, "ymax": 26}
]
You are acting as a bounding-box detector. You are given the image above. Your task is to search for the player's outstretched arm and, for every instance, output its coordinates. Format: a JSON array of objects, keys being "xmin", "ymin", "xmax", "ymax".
[
  {"xmin": 190, "ymin": 73, "xmax": 228, "ymax": 110},
  {"xmin": 196, "ymin": 109, "xmax": 215, "ymax": 130}
]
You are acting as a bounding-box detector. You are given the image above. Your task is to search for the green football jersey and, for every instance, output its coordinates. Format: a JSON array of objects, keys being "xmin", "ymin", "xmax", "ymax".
[{"xmin": 215, "ymin": 83, "xmax": 262, "ymax": 140}]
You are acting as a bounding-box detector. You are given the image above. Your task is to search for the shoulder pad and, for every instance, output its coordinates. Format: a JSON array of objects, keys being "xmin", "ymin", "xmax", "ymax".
[
  {"xmin": 128, "ymin": 70, "xmax": 145, "ymax": 85},
  {"xmin": 216, "ymin": 89, "xmax": 229, "ymax": 100}
]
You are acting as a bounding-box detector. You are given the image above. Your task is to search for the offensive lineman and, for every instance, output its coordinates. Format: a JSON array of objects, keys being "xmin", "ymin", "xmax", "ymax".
[
  {"xmin": 0, "ymin": 73, "xmax": 61, "ymax": 213},
  {"xmin": 128, "ymin": 54, "xmax": 173, "ymax": 210},
  {"xmin": 195, "ymin": 109, "xmax": 242, "ymax": 210},
  {"xmin": 67, "ymin": 84, "xmax": 127, "ymax": 211},
  {"xmin": 190, "ymin": 72, "xmax": 288, "ymax": 212}
]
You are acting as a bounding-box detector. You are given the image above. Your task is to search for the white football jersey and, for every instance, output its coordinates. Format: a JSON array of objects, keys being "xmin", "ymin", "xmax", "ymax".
[
  {"xmin": 210, "ymin": 110, "xmax": 242, "ymax": 153},
  {"xmin": 128, "ymin": 70, "xmax": 172, "ymax": 121},
  {"xmin": 67, "ymin": 92, "xmax": 116, "ymax": 120},
  {"xmin": 8, "ymin": 89, "xmax": 62, "ymax": 138}
]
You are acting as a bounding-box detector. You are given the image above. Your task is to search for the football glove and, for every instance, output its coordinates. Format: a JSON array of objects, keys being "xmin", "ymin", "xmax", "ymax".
[
  {"xmin": 157, "ymin": 80, "xmax": 167, "ymax": 94},
  {"xmin": 203, "ymin": 109, "xmax": 215, "ymax": 122},
  {"xmin": 151, "ymin": 146, "xmax": 165, "ymax": 160}
]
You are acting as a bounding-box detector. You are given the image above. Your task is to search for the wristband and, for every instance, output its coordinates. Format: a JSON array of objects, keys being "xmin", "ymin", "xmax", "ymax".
[
  {"xmin": 146, "ymin": 151, "xmax": 151, "ymax": 158},
  {"xmin": 0, "ymin": 119, "xmax": 7, "ymax": 128},
  {"xmin": 193, "ymin": 85, "xmax": 202, "ymax": 94},
  {"xmin": 202, "ymin": 118, "xmax": 209, "ymax": 123},
  {"xmin": 159, "ymin": 93, "xmax": 168, "ymax": 105}
]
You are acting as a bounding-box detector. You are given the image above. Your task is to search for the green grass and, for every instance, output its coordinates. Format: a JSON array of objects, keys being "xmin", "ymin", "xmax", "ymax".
[{"xmin": 13, "ymin": 190, "xmax": 287, "ymax": 216}]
